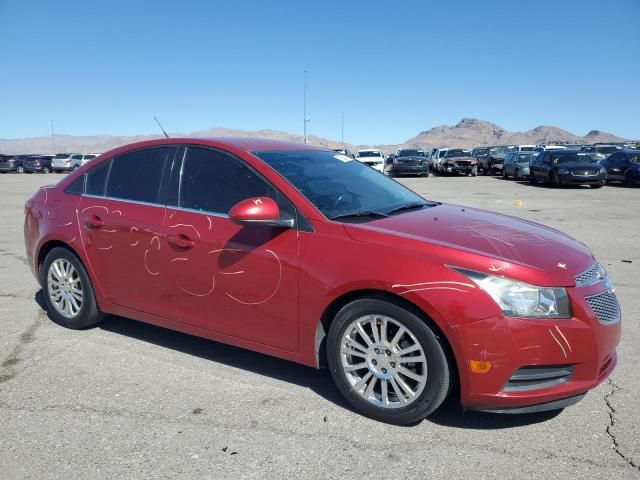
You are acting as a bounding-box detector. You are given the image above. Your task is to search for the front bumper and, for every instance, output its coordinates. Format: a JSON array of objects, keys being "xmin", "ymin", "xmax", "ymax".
[
  {"xmin": 394, "ymin": 164, "xmax": 429, "ymax": 175},
  {"xmin": 557, "ymin": 173, "xmax": 606, "ymax": 185},
  {"xmin": 451, "ymin": 282, "xmax": 621, "ymax": 412},
  {"xmin": 444, "ymin": 165, "xmax": 474, "ymax": 174}
]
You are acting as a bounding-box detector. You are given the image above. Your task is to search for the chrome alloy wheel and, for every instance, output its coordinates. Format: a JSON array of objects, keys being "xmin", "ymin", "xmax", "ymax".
[
  {"xmin": 47, "ymin": 258, "xmax": 83, "ymax": 318},
  {"xmin": 340, "ymin": 315, "xmax": 427, "ymax": 408}
]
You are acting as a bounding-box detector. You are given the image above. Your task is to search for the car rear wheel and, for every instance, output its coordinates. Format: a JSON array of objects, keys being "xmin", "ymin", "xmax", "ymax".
[
  {"xmin": 625, "ymin": 171, "xmax": 635, "ymax": 186},
  {"xmin": 42, "ymin": 247, "xmax": 103, "ymax": 329},
  {"xmin": 327, "ymin": 298, "xmax": 450, "ymax": 425}
]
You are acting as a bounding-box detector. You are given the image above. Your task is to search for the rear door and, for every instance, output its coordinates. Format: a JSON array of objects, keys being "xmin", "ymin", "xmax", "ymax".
[
  {"xmin": 158, "ymin": 145, "xmax": 300, "ymax": 351},
  {"xmin": 78, "ymin": 146, "xmax": 176, "ymax": 314}
]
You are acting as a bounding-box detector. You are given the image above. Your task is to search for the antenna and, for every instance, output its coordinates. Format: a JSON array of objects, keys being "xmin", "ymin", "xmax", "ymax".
[{"xmin": 154, "ymin": 116, "xmax": 170, "ymax": 138}]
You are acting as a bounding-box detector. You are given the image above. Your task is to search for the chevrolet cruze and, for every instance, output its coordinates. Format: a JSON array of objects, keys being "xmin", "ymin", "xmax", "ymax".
[{"xmin": 23, "ymin": 138, "xmax": 621, "ymax": 424}]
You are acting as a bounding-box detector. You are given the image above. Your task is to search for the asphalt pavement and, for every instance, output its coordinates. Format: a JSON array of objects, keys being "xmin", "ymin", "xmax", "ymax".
[{"xmin": 1, "ymin": 172, "xmax": 638, "ymax": 479}]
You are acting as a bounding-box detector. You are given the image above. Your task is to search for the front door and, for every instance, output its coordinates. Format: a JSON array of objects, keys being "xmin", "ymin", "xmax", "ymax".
[{"xmin": 159, "ymin": 146, "xmax": 300, "ymax": 351}]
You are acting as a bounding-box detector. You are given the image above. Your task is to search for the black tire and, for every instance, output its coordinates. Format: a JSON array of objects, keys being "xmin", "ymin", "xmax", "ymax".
[
  {"xmin": 470, "ymin": 166, "xmax": 477, "ymax": 177},
  {"xmin": 16, "ymin": 165, "xmax": 24, "ymax": 174},
  {"xmin": 42, "ymin": 167, "xmax": 50, "ymax": 174},
  {"xmin": 548, "ymin": 172, "xmax": 557, "ymax": 186},
  {"xmin": 42, "ymin": 247, "xmax": 104, "ymax": 329},
  {"xmin": 625, "ymin": 171, "xmax": 635, "ymax": 187},
  {"xmin": 502, "ymin": 168, "xmax": 508, "ymax": 179},
  {"xmin": 327, "ymin": 298, "xmax": 451, "ymax": 425}
]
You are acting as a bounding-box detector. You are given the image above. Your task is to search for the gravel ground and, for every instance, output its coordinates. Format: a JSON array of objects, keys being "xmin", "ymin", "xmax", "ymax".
[{"xmin": 1, "ymin": 172, "xmax": 638, "ymax": 479}]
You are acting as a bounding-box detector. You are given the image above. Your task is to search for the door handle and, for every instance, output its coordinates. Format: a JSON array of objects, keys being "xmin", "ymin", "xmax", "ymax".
[
  {"xmin": 85, "ymin": 214, "xmax": 104, "ymax": 228},
  {"xmin": 168, "ymin": 234, "xmax": 196, "ymax": 249}
]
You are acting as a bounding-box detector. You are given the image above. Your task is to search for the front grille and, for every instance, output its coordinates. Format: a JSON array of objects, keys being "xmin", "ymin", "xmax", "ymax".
[
  {"xmin": 575, "ymin": 263, "xmax": 603, "ymax": 287},
  {"xmin": 503, "ymin": 365, "xmax": 574, "ymax": 392},
  {"xmin": 585, "ymin": 290, "xmax": 621, "ymax": 325},
  {"xmin": 571, "ymin": 169, "xmax": 598, "ymax": 176},
  {"xmin": 455, "ymin": 161, "xmax": 471, "ymax": 166},
  {"xmin": 399, "ymin": 160, "xmax": 419, "ymax": 166}
]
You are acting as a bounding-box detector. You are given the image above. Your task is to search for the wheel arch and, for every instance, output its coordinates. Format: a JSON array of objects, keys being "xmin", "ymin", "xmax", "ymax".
[
  {"xmin": 314, "ymin": 289, "xmax": 459, "ymax": 391},
  {"xmin": 37, "ymin": 240, "xmax": 84, "ymax": 284}
]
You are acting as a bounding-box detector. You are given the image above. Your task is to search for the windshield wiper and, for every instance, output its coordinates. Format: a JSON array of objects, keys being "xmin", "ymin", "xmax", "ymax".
[
  {"xmin": 330, "ymin": 210, "xmax": 390, "ymax": 221},
  {"xmin": 387, "ymin": 202, "xmax": 429, "ymax": 215}
]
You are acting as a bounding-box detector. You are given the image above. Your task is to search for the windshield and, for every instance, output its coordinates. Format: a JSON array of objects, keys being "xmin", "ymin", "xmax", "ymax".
[
  {"xmin": 254, "ymin": 150, "xmax": 432, "ymax": 221},
  {"xmin": 550, "ymin": 152, "xmax": 597, "ymax": 164},
  {"xmin": 397, "ymin": 149, "xmax": 424, "ymax": 157},
  {"xmin": 488, "ymin": 146, "xmax": 511, "ymax": 156},
  {"xmin": 54, "ymin": 154, "xmax": 70, "ymax": 159},
  {"xmin": 357, "ymin": 151, "xmax": 382, "ymax": 158},
  {"xmin": 596, "ymin": 146, "xmax": 621, "ymax": 155},
  {"xmin": 519, "ymin": 146, "xmax": 535, "ymax": 152},
  {"xmin": 446, "ymin": 149, "xmax": 471, "ymax": 158},
  {"xmin": 473, "ymin": 148, "xmax": 488, "ymax": 155},
  {"xmin": 516, "ymin": 153, "xmax": 534, "ymax": 162}
]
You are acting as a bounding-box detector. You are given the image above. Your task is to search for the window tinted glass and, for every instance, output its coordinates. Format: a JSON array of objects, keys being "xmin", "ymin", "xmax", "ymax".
[
  {"xmin": 180, "ymin": 147, "xmax": 275, "ymax": 214},
  {"xmin": 105, "ymin": 147, "xmax": 171, "ymax": 203},
  {"xmin": 65, "ymin": 175, "xmax": 85, "ymax": 195},
  {"xmin": 85, "ymin": 159, "xmax": 112, "ymax": 196}
]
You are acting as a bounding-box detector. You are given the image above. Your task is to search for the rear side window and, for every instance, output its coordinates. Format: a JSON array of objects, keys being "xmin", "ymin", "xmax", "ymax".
[
  {"xmin": 105, "ymin": 147, "xmax": 172, "ymax": 203},
  {"xmin": 85, "ymin": 159, "xmax": 112, "ymax": 196},
  {"xmin": 179, "ymin": 147, "xmax": 275, "ymax": 214}
]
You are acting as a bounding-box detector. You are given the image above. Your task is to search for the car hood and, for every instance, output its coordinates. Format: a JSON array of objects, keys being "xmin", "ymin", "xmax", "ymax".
[{"xmin": 344, "ymin": 204, "xmax": 594, "ymax": 283}]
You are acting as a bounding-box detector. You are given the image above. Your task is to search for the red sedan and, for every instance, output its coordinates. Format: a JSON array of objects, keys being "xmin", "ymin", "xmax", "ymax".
[{"xmin": 23, "ymin": 138, "xmax": 620, "ymax": 424}]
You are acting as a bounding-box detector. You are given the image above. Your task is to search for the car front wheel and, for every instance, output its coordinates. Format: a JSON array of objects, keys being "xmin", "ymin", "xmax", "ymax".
[
  {"xmin": 327, "ymin": 298, "xmax": 451, "ymax": 425},
  {"xmin": 42, "ymin": 247, "xmax": 104, "ymax": 329}
]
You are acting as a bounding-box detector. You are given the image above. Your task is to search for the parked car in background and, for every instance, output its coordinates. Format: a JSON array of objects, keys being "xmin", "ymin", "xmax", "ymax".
[
  {"xmin": 533, "ymin": 145, "xmax": 568, "ymax": 153},
  {"xmin": 23, "ymin": 155, "xmax": 54, "ymax": 174},
  {"xmin": 530, "ymin": 150, "xmax": 606, "ymax": 188},
  {"xmin": 437, "ymin": 149, "xmax": 477, "ymax": 176},
  {"xmin": 332, "ymin": 148, "xmax": 356, "ymax": 159},
  {"xmin": 476, "ymin": 146, "xmax": 513, "ymax": 175},
  {"xmin": 0, "ymin": 154, "xmax": 32, "ymax": 173},
  {"xmin": 391, "ymin": 148, "xmax": 429, "ymax": 177},
  {"xmin": 516, "ymin": 145, "xmax": 536, "ymax": 153},
  {"xmin": 430, "ymin": 148, "xmax": 449, "ymax": 172},
  {"xmin": 356, "ymin": 149, "xmax": 385, "ymax": 173},
  {"xmin": 581, "ymin": 145, "xmax": 623, "ymax": 161},
  {"xmin": 24, "ymin": 137, "xmax": 620, "ymax": 424},
  {"xmin": 599, "ymin": 150, "xmax": 640, "ymax": 186},
  {"xmin": 70, "ymin": 153, "xmax": 100, "ymax": 170},
  {"xmin": 502, "ymin": 152, "xmax": 536, "ymax": 180},
  {"xmin": 52, "ymin": 153, "xmax": 83, "ymax": 173},
  {"xmin": 562, "ymin": 144, "xmax": 584, "ymax": 151},
  {"xmin": 471, "ymin": 147, "xmax": 488, "ymax": 159}
]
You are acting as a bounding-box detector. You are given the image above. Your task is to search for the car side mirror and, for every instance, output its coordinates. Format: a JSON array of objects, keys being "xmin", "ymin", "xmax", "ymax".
[{"xmin": 228, "ymin": 197, "xmax": 294, "ymax": 228}]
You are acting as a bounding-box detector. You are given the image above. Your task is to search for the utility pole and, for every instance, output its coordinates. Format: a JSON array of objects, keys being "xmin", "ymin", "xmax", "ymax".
[
  {"xmin": 51, "ymin": 120, "xmax": 56, "ymax": 154},
  {"xmin": 303, "ymin": 70, "xmax": 310, "ymax": 144},
  {"xmin": 341, "ymin": 112, "xmax": 344, "ymax": 148}
]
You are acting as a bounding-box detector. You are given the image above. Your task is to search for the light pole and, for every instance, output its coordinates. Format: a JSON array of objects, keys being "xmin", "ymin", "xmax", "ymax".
[
  {"xmin": 341, "ymin": 112, "xmax": 344, "ymax": 148},
  {"xmin": 303, "ymin": 70, "xmax": 310, "ymax": 144},
  {"xmin": 51, "ymin": 120, "xmax": 56, "ymax": 154}
]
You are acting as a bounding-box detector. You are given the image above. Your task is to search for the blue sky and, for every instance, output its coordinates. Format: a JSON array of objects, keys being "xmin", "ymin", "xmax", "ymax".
[{"xmin": 0, "ymin": 0, "xmax": 638, "ymax": 143}]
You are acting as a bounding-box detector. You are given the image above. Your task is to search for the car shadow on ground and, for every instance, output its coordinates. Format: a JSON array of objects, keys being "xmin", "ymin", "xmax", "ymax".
[{"xmin": 35, "ymin": 290, "xmax": 561, "ymax": 430}]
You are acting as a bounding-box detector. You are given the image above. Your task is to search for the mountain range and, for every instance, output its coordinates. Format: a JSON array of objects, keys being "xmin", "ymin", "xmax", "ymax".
[{"xmin": 0, "ymin": 118, "xmax": 631, "ymax": 155}]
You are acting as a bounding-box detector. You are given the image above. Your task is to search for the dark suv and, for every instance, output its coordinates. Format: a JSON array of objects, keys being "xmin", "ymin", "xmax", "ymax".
[
  {"xmin": 391, "ymin": 148, "xmax": 429, "ymax": 177},
  {"xmin": 475, "ymin": 146, "xmax": 514, "ymax": 175},
  {"xmin": 0, "ymin": 154, "xmax": 31, "ymax": 173},
  {"xmin": 530, "ymin": 151, "xmax": 606, "ymax": 188},
  {"xmin": 24, "ymin": 156, "xmax": 54, "ymax": 174},
  {"xmin": 599, "ymin": 150, "xmax": 640, "ymax": 186}
]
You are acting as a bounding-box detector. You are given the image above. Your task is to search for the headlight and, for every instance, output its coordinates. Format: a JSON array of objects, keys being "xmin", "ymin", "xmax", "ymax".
[
  {"xmin": 451, "ymin": 267, "xmax": 571, "ymax": 319},
  {"xmin": 600, "ymin": 167, "xmax": 606, "ymax": 174},
  {"xmin": 558, "ymin": 168, "xmax": 569, "ymax": 174}
]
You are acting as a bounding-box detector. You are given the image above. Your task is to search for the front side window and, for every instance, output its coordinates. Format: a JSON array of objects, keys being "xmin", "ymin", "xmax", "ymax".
[
  {"xmin": 105, "ymin": 147, "xmax": 172, "ymax": 203},
  {"xmin": 255, "ymin": 150, "xmax": 434, "ymax": 220},
  {"xmin": 179, "ymin": 147, "xmax": 275, "ymax": 215}
]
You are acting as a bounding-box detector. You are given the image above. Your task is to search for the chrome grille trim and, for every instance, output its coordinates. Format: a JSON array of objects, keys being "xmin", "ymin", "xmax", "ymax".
[
  {"xmin": 575, "ymin": 263, "xmax": 603, "ymax": 287},
  {"xmin": 585, "ymin": 290, "xmax": 621, "ymax": 325}
]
